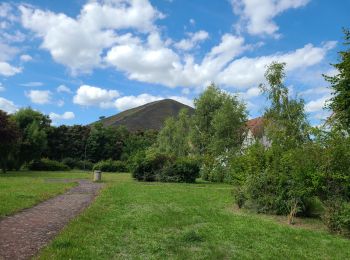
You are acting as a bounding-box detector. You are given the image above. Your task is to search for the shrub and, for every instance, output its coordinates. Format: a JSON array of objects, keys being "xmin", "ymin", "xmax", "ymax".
[
  {"xmin": 323, "ymin": 200, "xmax": 350, "ymax": 237},
  {"xmin": 93, "ymin": 159, "xmax": 127, "ymax": 172},
  {"xmin": 62, "ymin": 157, "xmax": 76, "ymax": 169},
  {"xmin": 158, "ymin": 157, "xmax": 200, "ymax": 183},
  {"xmin": 75, "ymin": 160, "xmax": 94, "ymax": 171},
  {"xmin": 132, "ymin": 152, "xmax": 171, "ymax": 181},
  {"xmin": 28, "ymin": 158, "xmax": 70, "ymax": 171}
]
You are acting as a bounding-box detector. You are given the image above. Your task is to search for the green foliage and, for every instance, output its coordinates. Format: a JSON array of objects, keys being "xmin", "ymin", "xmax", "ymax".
[
  {"xmin": 27, "ymin": 158, "xmax": 70, "ymax": 171},
  {"xmin": 75, "ymin": 160, "xmax": 94, "ymax": 171},
  {"xmin": 132, "ymin": 152, "xmax": 172, "ymax": 182},
  {"xmin": 260, "ymin": 62, "xmax": 309, "ymax": 149},
  {"xmin": 86, "ymin": 124, "xmax": 127, "ymax": 163},
  {"xmin": 323, "ymin": 200, "xmax": 350, "ymax": 237},
  {"xmin": 12, "ymin": 108, "xmax": 50, "ymax": 168},
  {"xmin": 45, "ymin": 125, "xmax": 90, "ymax": 161},
  {"xmin": 158, "ymin": 157, "xmax": 200, "ymax": 183},
  {"xmin": 192, "ymin": 84, "xmax": 247, "ymax": 155},
  {"xmin": 61, "ymin": 158, "xmax": 76, "ymax": 169},
  {"xmin": 93, "ymin": 159, "xmax": 127, "ymax": 172},
  {"xmin": 156, "ymin": 109, "xmax": 192, "ymax": 157},
  {"xmin": 0, "ymin": 110, "xmax": 20, "ymax": 173},
  {"xmin": 324, "ymin": 28, "xmax": 350, "ymax": 132}
]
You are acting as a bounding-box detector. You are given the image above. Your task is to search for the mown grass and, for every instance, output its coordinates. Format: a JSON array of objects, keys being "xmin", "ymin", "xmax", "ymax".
[
  {"xmin": 38, "ymin": 174, "xmax": 350, "ymax": 259},
  {"xmin": 0, "ymin": 171, "xmax": 90, "ymax": 217}
]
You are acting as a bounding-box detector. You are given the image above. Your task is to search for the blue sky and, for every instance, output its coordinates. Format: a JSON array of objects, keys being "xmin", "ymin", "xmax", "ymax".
[{"xmin": 0, "ymin": 0, "xmax": 349, "ymax": 126}]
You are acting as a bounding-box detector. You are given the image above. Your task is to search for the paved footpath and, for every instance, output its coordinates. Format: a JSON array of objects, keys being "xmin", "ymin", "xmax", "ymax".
[{"xmin": 0, "ymin": 179, "xmax": 104, "ymax": 260}]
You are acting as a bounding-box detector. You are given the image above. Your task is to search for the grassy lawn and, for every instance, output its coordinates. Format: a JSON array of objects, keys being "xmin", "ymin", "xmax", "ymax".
[
  {"xmin": 38, "ymin": 174, "xmax": 350, "ymax": 259},
  {"xmin": 0, "ymin": 171, "xmax": 90, "ymax": 217}
]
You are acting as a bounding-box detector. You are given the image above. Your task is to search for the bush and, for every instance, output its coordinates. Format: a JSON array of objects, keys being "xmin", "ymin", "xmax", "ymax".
[
  {"xmin": 62, "ymin": 157, "xmax": 76, "ymax": 169},
  {"xmin": 132, "ymin": 152, "xmax": 171, "ymax": 181},
  {"xmin": 28, "ymin": 158, "xmax": 70, "ymax": 171},
  {"xmin": 93, "ymin": 159, "xmax": 127, "ymax": 172},
  {"xmin": 76, "ymin": 160, "xmax": 94, "ymax": 171},
  {"xmin": 158, "ymin": 157, "xmax": 200, "ymax": 183},
  {"xmin": 323, "ymin": 200, "xmax": 350, "ymax": 237}
]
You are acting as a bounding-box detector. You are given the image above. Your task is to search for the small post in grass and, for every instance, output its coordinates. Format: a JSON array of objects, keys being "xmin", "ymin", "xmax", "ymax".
[{"xmin": 93, "ymin": 170, "xmax": 102, "ymax": 182}]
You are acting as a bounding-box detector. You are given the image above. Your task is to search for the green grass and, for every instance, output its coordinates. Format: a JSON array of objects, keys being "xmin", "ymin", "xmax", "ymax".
[
  {"xmin": 0, "ymin": 171, "xmax": 90, "ymax": 217},
  {"xmin": 38, "ymin": 174, "xmax": 350, "ymax": 259}
]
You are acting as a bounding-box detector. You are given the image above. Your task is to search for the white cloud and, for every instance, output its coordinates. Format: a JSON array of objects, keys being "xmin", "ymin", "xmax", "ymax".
[
  {"xmin": 231, "ymin": 0, "xmax": 310, "ymax": 36},
  {"xmin": 174, "ymin": 30, "xmax": 209, "ymax": 51},
  {"xmin": 26, "ymin": 90, "xmax": 52, "ymax": 104},
  {"xmin": 20, "ymin": 0, "xmax": 164, "ymax": 73},
  {"xmin": 20, "ymin": 81, "xmax": 44, "ymax": 87},
  {"xmin": 20, "ymin": 54, "xmax": 32, "ymax": 62},
  {"xmin": 300, "ymin": 86, "xmax": 331, "ymax": 97},
  {"xmin": 0, "ymin": 61, "xmax": 21, "ymax": 76},
  {"xmin": 49, "ymin": 111, "xmax": 75, "ymax": 120},
  {"xmin": 189, "ymin": 18, "xmax": 195, "ymax": 25},
  {"xmin": 114, "ymin": 93, "xmax": 162, "ymax": 111},
  {"xmin": 0, "ymin": 97, "xmax": 17, "ymax": 113},
  {"xmin": 57, "ymin": 84, "xmax": 72, "ymax": 93},
  {"xmin": 0, "ymin": 83, "xmax": 5, "ymax": 92},
  {"xmin": 114, "ymin": 93, "xmax": 193, "ymax": 111},
  {"xmin": 218, "ymin": 42, "xmax": 336, "ymax": 88},
  {"xmin": 73, "ymin": 85, "xmax": 120, "ymax": 108},
  {"xmin": 305, "ymin": 95, "xmax": 331, "ymax": 113},
  {"xmin": 106, "ymin": 33, "xmax": 247, "ymax": 87}
]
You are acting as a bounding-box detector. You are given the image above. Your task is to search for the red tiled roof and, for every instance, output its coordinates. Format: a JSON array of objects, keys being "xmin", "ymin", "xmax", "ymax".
[{"xmin": 246, "ymin": 117, "xmax": 264, "ymax": 138}]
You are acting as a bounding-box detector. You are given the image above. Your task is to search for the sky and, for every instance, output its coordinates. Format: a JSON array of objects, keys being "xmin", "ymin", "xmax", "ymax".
[{"xmin": 0, "ymin": 0, "xmax": 349, "ymax": 126}]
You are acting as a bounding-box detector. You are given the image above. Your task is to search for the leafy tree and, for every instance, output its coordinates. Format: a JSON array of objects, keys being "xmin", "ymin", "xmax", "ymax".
[
  {"xmin": 45, "ymin": 125, "xmax": 90, "ymax": 160},
  {"xmin": 86, "ymin": 123, "xmax": 127, "ymax": 162},
  {"xmin": 192, "ymin": 84, "xmax": 247, "ymax": 155},
  {"xmin": 260, "ymin": 62, "xmax": 309, "ymax": 149},
  {"xmin": 324, "ymin": 28, "xmax": 350, "ymax": 131},
  {"xmin": 156, "ymin": 109, "xmax": 192, "ymax": 157},
  {"xmin": 0, "ymin": 110, "xmax": 20, "ymax": 173},
  {"xmin": 12, "ymin": 108, "xmax": 50, "ymax": 168}
]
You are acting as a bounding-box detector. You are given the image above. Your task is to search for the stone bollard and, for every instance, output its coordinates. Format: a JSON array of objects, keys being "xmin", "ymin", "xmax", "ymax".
[{"xmin": 93, "ymin": 170, "xmax": 102, "ymax": 182}]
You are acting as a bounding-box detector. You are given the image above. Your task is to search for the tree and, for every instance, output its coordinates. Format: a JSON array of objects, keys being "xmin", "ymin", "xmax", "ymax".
[
  {"xmin": 0, "ymin": 110, "xmax": 20, "ymax": 173},
  {"xmin": 12, "ymin": 108, "xmax": 50, "ymax": 167},
  {"xmin": 192, "ymin": 84, "xmax": 247, "ymax": 155},
  {"xmin": 260, "ymin": 62, "xmax": 309, "ymax": 149},
  {"xmin": 86, "ymin": 123, "xmax": 127, "ymax": 162},
  {"xmin": 156, "ymin": 108, "xmax": 192, "ymax": 157},
  {"xmin": 324, "ymin": 28, "xmax": 350, "ymax": 132}
]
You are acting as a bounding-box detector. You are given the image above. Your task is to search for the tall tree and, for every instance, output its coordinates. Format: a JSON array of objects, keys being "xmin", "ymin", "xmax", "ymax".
[
  {"xmin": 324, "ymin": 28, "xmax": 350, "ymax": 131},
  {"xmin": 260, "ymin": 62, "xmax": 309, "ymax": 149},
  {"xmin": 12, "ymin": 108, "xmax": 50, "ymax": 167},
  {"xmin": 0, "ymin": 110, "xmax": 20, "ymax": 173},
  {"xmin": 192, "ymin": 84, "xmax": 247, "ymax": 155},
  {"xmin": 156, "ymin": 108, "xmax": 192, "ymax": 157}
]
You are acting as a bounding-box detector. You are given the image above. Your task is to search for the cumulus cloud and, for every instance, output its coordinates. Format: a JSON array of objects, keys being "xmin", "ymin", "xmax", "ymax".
[
  {"xmin": 174, "ymin": 30, "xmax": 209, "ymax": 51},
  {"xmin": 20, "ymin": 54, "xmax": 32, "ymax": 62},
  {"xmin": 49, "ymin": 111, "xmax": 75, "ymax": 120},
  {"xmin": 73, "ymin": 85, "xmax": 120, "ymax": 108},
  {"xmin": 0, "ymin": 61, "xmax": 22, "ymax": 76},
  {"xmin": 106, "ymin": 33, "xmax": 247, "ymax": 87},
  {"xmin": 231, "ymin": 0, "xmax": 310, "ymax": 36},
  {"xmin": 57, "ymin": 84, "xmax": 72, "ymax": 94},
  {"xmin": 0, "ymin": 97, "xmax": 17, "ymax": 113},
  {"xmin": 0, "ymin": 83, "xmax": 5, "ymax": 91},
  {"xmin": 218, "ymin": 42, "xmax": 336, "ymax": 88},
  {"xmin": 26, "ymin": 90, "xmax": 52, "ymax": 104},
  {"xmin": 305, "ymin": 95, "xmax": 331, "ymax": 113},
  {"xmin": 114, "ymin": 93, "xmax": 193, "ymax": 111},
  {"xmin": 19, "ymin": 0, "xmax": 164, "ymax": 73}
]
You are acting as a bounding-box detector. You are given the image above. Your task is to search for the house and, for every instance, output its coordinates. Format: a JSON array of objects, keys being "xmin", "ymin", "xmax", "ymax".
[{"xmin": 242, "ymin": 117, "xmax": 270, "ymax": 148}]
